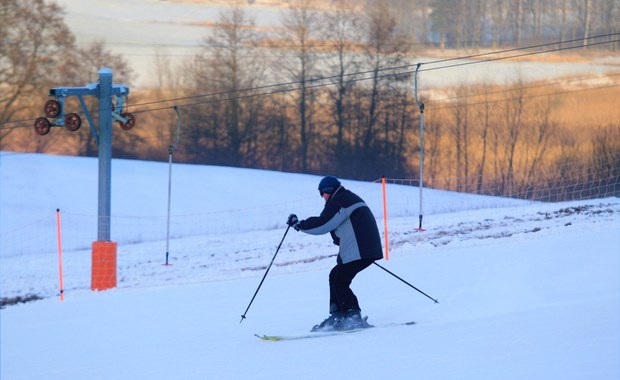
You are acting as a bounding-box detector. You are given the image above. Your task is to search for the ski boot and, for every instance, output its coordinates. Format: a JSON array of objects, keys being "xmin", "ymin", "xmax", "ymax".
[
  {"xmin": 311, "ymin": 312, "xmax": 344, "ymax": 332},
  {"xmin": 340, "ymin": 309, "xmax": 373, "ymax": 330}
]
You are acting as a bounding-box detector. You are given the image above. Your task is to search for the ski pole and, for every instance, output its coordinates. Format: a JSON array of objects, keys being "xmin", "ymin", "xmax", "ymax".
[
  {"xmin": 240, "ymin": 225, "xmax": 291, "ymax": 323},
  {"xmin": 373, "ymin": 262, "xmax": 439, "ymax": 304}
]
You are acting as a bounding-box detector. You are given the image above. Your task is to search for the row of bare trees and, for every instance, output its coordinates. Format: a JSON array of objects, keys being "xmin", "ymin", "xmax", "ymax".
[
  {"xmin": 173, "ymin": 1, "xmax": 415, "ymax": 179},
  {"xmin": 423, "ymin": 82, "xmax": 620, "ymax": 200},
  {"xmin": 396, "ymin": 0, "xmax": 619, "ymax": 49},
  {"xmin": 0, "ymin": 0, "xmax": 133, "ymax": 152},
  {"xmin": 1, "ymin": 0, "xmax": 618, "ymax": 199}
]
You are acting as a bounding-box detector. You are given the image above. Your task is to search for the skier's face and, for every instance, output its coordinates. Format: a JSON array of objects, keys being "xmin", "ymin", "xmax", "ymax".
[{"xmin": 321, "ymin": 192, "xmax": 331, "ymax": 202}]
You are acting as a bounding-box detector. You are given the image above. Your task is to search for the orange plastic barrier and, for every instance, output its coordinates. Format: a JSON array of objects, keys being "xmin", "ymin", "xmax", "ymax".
[
  {"xmin": 56, "ymin": 209, "xmax": 65, "ymax": 301},
  {"xmin": 382, "ymin": 176, "xmax": 389, "ymax": 260},
  {"xmin": 91, "ymin": 241, "xmax": 117, "ymax": 291}
]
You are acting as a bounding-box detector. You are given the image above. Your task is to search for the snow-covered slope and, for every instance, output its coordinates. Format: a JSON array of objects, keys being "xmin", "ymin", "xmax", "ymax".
[{"xmin": 1, "ymin": 152, "xmax": 618, "ymax": 379}]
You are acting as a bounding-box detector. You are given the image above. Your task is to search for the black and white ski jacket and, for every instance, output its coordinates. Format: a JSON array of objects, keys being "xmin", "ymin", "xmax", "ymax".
[{"xmin": 297, "ymin": 186, "xmax": 383, "ymax": 264}]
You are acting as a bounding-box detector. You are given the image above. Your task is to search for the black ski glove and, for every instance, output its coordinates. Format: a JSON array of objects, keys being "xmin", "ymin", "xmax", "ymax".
[{"xmin": 287, "ymin": 214, "xmax": 301, "ymax": 230}]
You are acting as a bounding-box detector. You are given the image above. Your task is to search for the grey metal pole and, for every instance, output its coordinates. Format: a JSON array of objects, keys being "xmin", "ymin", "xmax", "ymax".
[
  {"xmin": 414, "ymin": 64, "xmax": 425, "ymax": 231},
  {"xmin": 164, "ymin": 107, "xmax": 182, "ymax": 266},
  {"xmin": 417, "ymin": 104, "xmax": 425, "ymax": 230},
  {"xmin": 97, "ymin": 68, "xmax": 113, "ymax": 241}
]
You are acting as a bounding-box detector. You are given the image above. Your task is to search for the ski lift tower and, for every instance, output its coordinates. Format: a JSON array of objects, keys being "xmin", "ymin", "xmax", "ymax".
[{"xmin": 34, "ymin": 68, "xmax": 135, "ymax": 291}]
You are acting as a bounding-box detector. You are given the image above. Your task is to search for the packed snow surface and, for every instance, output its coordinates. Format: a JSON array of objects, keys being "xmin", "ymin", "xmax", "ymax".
[{"xmin": 1, "ymin": 152, "xmax": 618, "ymax": 379}]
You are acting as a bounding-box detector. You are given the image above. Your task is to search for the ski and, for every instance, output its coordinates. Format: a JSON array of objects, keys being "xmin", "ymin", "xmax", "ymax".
[
  {"xmin": 255, "ymin": 321, "xmax": 415, "ymax": 342},
  {"xmin": 255, "ymin": 329, "xmax": 363, "ymax": 341}
]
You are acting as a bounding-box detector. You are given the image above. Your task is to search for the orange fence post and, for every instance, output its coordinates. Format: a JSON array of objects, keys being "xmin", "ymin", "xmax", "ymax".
[
  {"xmin": 91, "ymin": 241, "xmax": 117, "ymax": 291},
  {"xmin": 56, "ymin": 209, "xmax": 65, "ymax": 301},
  {"xmin": 381, "ymin": 176, "xmax": 389, "ymax": 260}
]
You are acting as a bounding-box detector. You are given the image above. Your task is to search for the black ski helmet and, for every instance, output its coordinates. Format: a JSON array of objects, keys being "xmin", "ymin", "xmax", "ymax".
[{"xmin": 318, "ymin": 176, "xmax": 341, "ymax": 195}]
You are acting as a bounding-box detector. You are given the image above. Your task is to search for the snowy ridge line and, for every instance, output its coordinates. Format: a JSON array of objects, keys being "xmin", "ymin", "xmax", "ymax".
[{"xmin": 390, "ymin": 200, "xmax": 618, "ymax": 250}]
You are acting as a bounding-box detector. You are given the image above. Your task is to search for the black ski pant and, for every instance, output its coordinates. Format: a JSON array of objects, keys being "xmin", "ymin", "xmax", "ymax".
[{"xmin": 328, "ymin": 258, "xmax": 375, "ymax": 314}]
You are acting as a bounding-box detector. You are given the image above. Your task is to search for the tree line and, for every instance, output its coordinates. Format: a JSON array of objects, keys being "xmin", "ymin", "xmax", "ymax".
[
  {"xmin": 416, "ymin": 0, "xmax": 619, "ymax": 49},
  {"xmin": 1, "ymin": 0, "xmax": 618, "ymax": 200}
]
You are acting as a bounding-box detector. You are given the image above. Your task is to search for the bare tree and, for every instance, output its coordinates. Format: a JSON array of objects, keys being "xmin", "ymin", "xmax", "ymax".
[
  {"xmin": 279, "ymin": 0, "xmax": 320, "ymax": 173},
  {"xmin": 601, "ymin": 0, "xmax": 620, "ymax": 51},
  {"xmin": 213, "ymin": 6, "xmax": 263, "ymax": 166},
  {"xmin": 261, "ymin": 93, "xmax": 293, "ymax": 172},
  {"xmin": 590, "ymin": 122, "xmax": 620, "ymax": 196},
  {"xmin": 430, "ymin": 0, "xmax": 454, "ymax": 49},
  {"xmin": 522, "ymin": 96, "xmax": 556, "ymax": 191},
  {"xmin": 390, "ymin": 0, "xmax": 426, "ymax": 43},
  {"xmin": 0, "ymin": 0, "xmax": 75, "ymax": 141},
  {"xmin": 550, "ymin": 128, "xmax": 582, "ymax": 200},
  {"xmin": 357, "ymin": 2, "xmax": 410, "ymax": 176},
  {"xmin": 508, "ymin": 0, "xmax": 524, "ymax": 45},
  {"xmin": 501, "ymin": 81, "xmax": 526, "ymax": 194},
  {"xmin": 145, "ymin": 49, "xmax": 184, "ymax": 159},
  {"xmin": 425, "ymin": 109, "xmax": 443, "ymax": 188},
  {"xmin": 558, "ymin": 0, "xmax": 570, "ymax": 44},
  {"xmin": 185, "ymin": 5, "xmax": 264, "ymax": 166},
  {"xmin": 582, "ymin": 0, "xmax": 593, "ymax": 48},
  {"xmin": 320, "ymin": 0, "xmax": 361, "ymax": 173},
  {"xmin": 475, "ymin": 84, "xmax": 493, "ymax": 194},
  {"xmin": 450, "ymin": 85, "xmax": 471, "ymax": 192},
  {"xmin": 0, "ymin": 1, "xmax": 134, "ymax": 156},
  {"xmin": 488, "ymin": 0, "xmax": 508, "ymax": 47}
]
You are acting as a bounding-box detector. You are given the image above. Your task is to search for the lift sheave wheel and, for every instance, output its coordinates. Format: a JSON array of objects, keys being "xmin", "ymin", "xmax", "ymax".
[
  {"xmin": 44, "ymin": 100, "xmax": 61, "ymax": 118},
  {"xmin": 65, "ymin": 113, "xmax": 81, "ymax": 131},
  {"xmin": 119, "ymin": 112, "xmax": 135, "ymax": 130},
  {"xmin": 34, "ymin": 117, "xmax": 51, "ymax": 135}
]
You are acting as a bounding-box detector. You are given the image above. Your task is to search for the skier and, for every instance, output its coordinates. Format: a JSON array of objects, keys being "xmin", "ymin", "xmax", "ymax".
[{"xmin": 287, "ymin": 175, "xmax": 383, "ymax": 331}]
